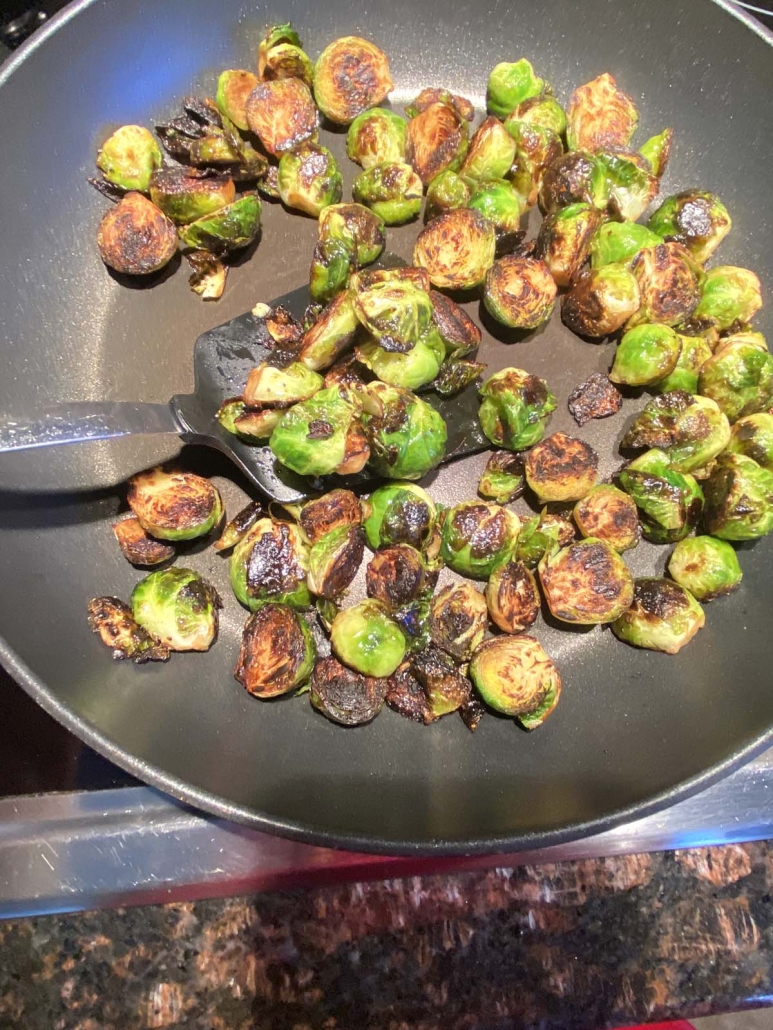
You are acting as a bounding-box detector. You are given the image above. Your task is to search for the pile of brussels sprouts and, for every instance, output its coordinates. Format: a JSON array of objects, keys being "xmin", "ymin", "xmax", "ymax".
[{"xmin": 89, "ymin": 26, "xmax": 773, "ymax": 735}]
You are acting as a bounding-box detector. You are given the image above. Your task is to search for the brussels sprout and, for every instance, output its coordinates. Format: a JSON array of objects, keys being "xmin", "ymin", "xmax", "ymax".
[
  {"xmin": 350, "ymin": 266, "xmax": 430, "ymax": 293},
  {"xmin": 590, "ymin": 221, "xmax": 664, "ymax": 270},
  {"xmin": 430, "ymin": 290, "xmax": 481, "ymax": 359},
  {"xmin": 703, "ymin": 453, "xmax": 773, "ymax": 541},
  {"xmin": 243, "ymin": 361, "xmax": 323, "ymax": 407},
  {"xmin": 384, "ymin": 665, "xmax": 435, "ymax": 723},
  {"xmin": 655, "ymin": 333, "xmax": 713, "ymax": 395},
  {"xmin": 425, "ymin": 170, "xmax": 470, "ymax": 222},
  {"xmin": 307, "ymin": 524, "xmax": 365, "ymax": 599},
  {"xmin": 433, "ymin": 359, "xmax": 486, "ymax": 397},
  {"xmin": 269, "ymin": 386, "xmax": 368, "ymax": 477},
  {"xmin": 366, "ymin": 543, "xmax": 437, "ymax": 608},
  {"xmin": 352, "ymin": 162, "xmax": 422, "ymax": 225},
  {"xmin": 609, "ymin": 324, "xmax": 681, "ymax": 387},
  {"xmin": 214, "ymin": 500, "xmax": 266, "ymax": 553},
  {"xmin": 97, "ymin": 192, "xmax": 178, "ymax": 276},
  {"xmin": 414, "ymin": 209, "xmax": 496, "ymax": 290},
  {"xmin": 229, "ymin": 518, "xmax": 311, "ymax": 611},
  {"xmin": 346, "ymin": 108, "xmax": 407, "ymax": 169},
  {"xmin": 470, "ymin": 635, "xmax": 561, "ymax": 728},
  {"xmin": 235, "ymin": 603, "xmax": 316, "ymax": 698},
  {"xmin": 515, "ymin": 94, "xmax": 567, "ymax": 135},
  {"xmin": 296, "ymin": 488, "xmax": 362, "ymax": 544},
  {"xmin": 486, "ymin": 59, "xmax": 545, "ymax": 120},
  {"xmin": 429, "ymin": 582, "xmax": 488, "ymax": 662},
  {"xmin": 478, "ymin": 368, "xmax": 556, "ymax": 451},
  {"xmin": 478, "ymin": 451, "xmax": 525, "ymax": 504},
  {"xmin": 486, "ymin": 561, "xmax": 539, "ymax": 634},
  {"xmin": 535, "ymin": 202, "xmax": 602, "ymax": 287},
  {"xmin": 178, "ymin": 194, "xmax": 262, "ymax": 253},
  {"xmin": 330, "ymin": 599, "xmax": 405, "ymax": 677},
  {"xmin": 405, "ymin": 101, "xmax": 468, "ymax": 185},
  {"xmin": 504, "ymin": 120, "xmax": 565, "ymax": 189},
  {"xmin": 639, "ymin": 127, "xmax": 673, "ymax": 178},
  {"xmin": 539, "ymin": 537, "xmax": 633, "ymax": 624},
  {"xmin": 313, "ymin": 36, "xmax": 392, "ymax": 125},
  {"xmin": 573, "ymin": 485, "xmax": 640, "ymax": 552},
  {"xmin": 567, "ymin": 372, "xmax": 623, "ymax": 426},
  {"xmin": 318, "ymin": 203, "xmax": 386, "ymax": 266},
  {"xmin": 113, "ymin": 516, "xmax": 175, "ymax": 567},
  {"xmin": 308, "ymin": 237, "xmax": 354, "ymax": 305},
  {"xmin": 217, "ymin": 399, "xmax": 283, "ymax": 440},
  {"xmin": 611, "ymin": 578, "xmax": 705, "ymax": 654},
  {"xmin": 215, "ymin": 70, "xmax": 259, "ymax": 130},
  {"xmin": 692, "ymin": 266, "xmax": 763, "ymax": 331},
  {"xmin": 561, "ymin": 264, "xmax": 641, "ymax": 338},
  {"xmin": 261, "ymin": 43, "xmax": 315, "ymax": 88},
  {"xmin": 131, "ymin": 568, "xmax": 221, "ymax": 651},
  {"xmin": 96, "ymin": 125, "xmax": 163, "ymax": 193},
  {"xmin": 726, "ymin": 413, "xmax": 773, "ymax": 471},
  {"xmin": 668, "ymin": 536, "xmax": 742, "ymax": 602},
  {"xmin": 127, "ymin": 467, "xmax": 222, "ymax": 542},
  {"xmin": 315, "ymin": 596, "xmax": 340, "ymax": 633},
  {"xmin": 483, "ymin": 255, "xmax": 557, "ymax": 329},
  {"xmin": 618, "ymin": 448, "xmax": 704, "ymax": 544},
  {"xmin": 647, "ymin": 191, "xmax": 731, "ymax": 264},
  {"xmin": 538, "ymin": 151, "xmax": 609, "ymax": 213},
  {"xmin": 256, "ymin": 164, "xmax": 280, "ymax": 199},
  {"xmin": 356, "ymin": 329, "xmax": 444, "ymax": 390},
  {"xmin": 524, "ymin": 432, "xmax": 598, "ymax": 503},
  {"xmin": 621, "ymin": 392, "xmax": 731, "ymax": 473},
  {"xmin": 245, "ymin": 78, "xmax": 318, "ymax": 156},
  {"xmin": 88, "ymin": 596, "xmax": 170, "ymax": 663},
  {"xmin": 364, "ymin": 482, "xmax": 437, "ymax": 552},
  {"xmin": 363, "ymin": 382, "xmax": 447, "ymax": 480},
  {"xmin": 627, "ymin": 243, "xmax": 702, "ymax": 328},
  {"xmin": 460, "ymin": 117, "xmax": 517, "ymax": 181},
  {"xmin": 264, "ymin": 305, "xmax": 305, "ymax": 349},
  {"xmin": 596, "ymin": 148, "xmax": 659, "ymax": 222},
  {"xmin": 566, "ymin": 73, "xmax": 638, "ymax": 153},
  {"xmin": 149, "ymin": 167, "xmax": 235, "ymax": 225},
  {"xmin": 405, "ymin": 87, "xmax": 475, "ymax": 123},
  {"xmin": 392, "ymin": 599, "xmax": 432, "ymax": 654},
  {"xmin": 299, "ymin": 291, "xmax": 360, "ymax": 371},
  {"xmin": 186, "ymin": 251, "xmax": 227, "ymax": 299},
  {"xmin": 257, "ymin": 22, "xmax": 302, "ymax": 77},
  {"xmin": 310, "ymin": 656, "xmax": 387, "ymax": 726},
  {"xmin": 410, "ymin": 647, "xmax": 472, "ymax": 719},
  {"xmin": 516, "ymin": 510, "xmax": 575, "ymax": 569},
  {"xmin": 276, "ymin": 144, "xmax": 343, "ymax": 217},
  {"xmin": 698, "ymin": 335, "xmax": 773, "ymax": 422},
  {"xmin": 468, "ymin": 180, "xmax": 524, "ymax": 252},
  {"xmin": 440, "ymin": 501, "xmax": 520, "ymax": 579}
]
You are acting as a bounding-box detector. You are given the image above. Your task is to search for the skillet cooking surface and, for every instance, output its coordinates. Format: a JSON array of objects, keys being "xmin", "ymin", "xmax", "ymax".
[{"xmin": 0, "ymin": 0, "xmax": 772, "ymax": 853}]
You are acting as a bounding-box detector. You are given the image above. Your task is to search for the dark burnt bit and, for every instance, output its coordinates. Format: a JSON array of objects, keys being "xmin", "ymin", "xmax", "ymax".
[
  {"xmin": 459, "ymin": 693, "xmax": 486, "ymax": 732},
  {"xmin": 97, "ymin": 192, "xmax": 178, "ymax": 276},
  {"xmin": 310, "ymin": 655, "xmax": 387, "ymax": 726},
  {"xmin": 113, "ymin": 517, "xmax": 175, "ymax": 567},
  {"xmin": 301, "ymin": 489, "xmax": 362, "ymax": 544},
  {"xmin": 410, "ymin": 645, "xmax": 471, "ymax": 712},
  {"xmin": 568, "ymin": 373, "xmax": 622, "ymax": 427},
  {"xmin": 540, "ymin": 152, "xmax": 599, "ymax": 211},
  {"xmin": 406, "ymin": 102, "xmax": 466, "ymax": 184},
  {"xmin": 526, "ymin": 432, "xmax": 599, "ymax": 486},
  {"xmin": 307, "ymin": 419, "xmax": 334, "ymax": 440},
  {"xmin": 371, "ymin": 397, "xmax": 409, "ymax": 435},
  {"xmin": 246, "ymin": 523, "xmax": 305, "ymax": 597},
  {"xmin": 234, "ymin": 604, "xmax": 309, "ymax": 697},
  {"xmin": 385, "ymin": 664, "xmax": 434, "ymax": 723},
  {"xmin": 633, "ymin": 577, "xmax": 690, "ymax": 621},
  {"xmin": 450, "ymin": 504, "xmax": 508, "ymax": 561},
  {"xmin": 324, "ymin": 355, "xmax": 368, "ymax": 391},
  {"xmin": 87, "ymin": 596, "xmax": 170, "ymax": 663},
  {"xmin": 265, "ymin": 306, "xmax": 304, "ymax": 350},
  {"xmin": 366, "ymin": 544, "xmax": 428, "ymax": 607},
  {"xmin": 179, "ymin": 577, "xmax": 223, "ymax": 619}
]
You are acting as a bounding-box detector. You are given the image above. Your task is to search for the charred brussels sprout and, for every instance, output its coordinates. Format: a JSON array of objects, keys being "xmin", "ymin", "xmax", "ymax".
[
  {"xmin": 352, "ymin": 278, "xmax": 435, "ymax": 353},
  {"xmin": 535, "ymin": 203, "xmax": 602, "ymax": 287},
  {"xmin": 621, "ymin": 392, "xmax": 731, "ymax": 473},
  {"xmin": 414, "ymin": 209, "xmax": 496, "ymax": 290},
  {"xmin": 573, "ymin": 485, "xmax": 640, "ymax": 552},
  {"xmin": 235, "ymin": 603, "xmax": 316, "ymax": 698},
  {"xmin": 310, "ymin": 656, "xmax": 387, "ymax": 725},
  {"xmin": 629, "ymin": 243, "xmax": 702, "ymax": 328},
  {"xmin": 127, "ymin": 467, "xmax": 222, "ymax": 541},
  {"xmin": 131, "ymin": 568, "xmax": 221, "ymax": 651},
  {"xmin": 539, "ymin": 151, "xmax": 609, "ymax": 213},
  {"xmin": 639, "ymin": 128, "xmax": 673, "ymax": 178},
  {"xmin": 609, "ymin": 323, "xmax": 681, "ymax": 387},
  {"xmin": 230, "ymin": 518, "xmax": 311, "ymax": 610},
  {"xmin": 299, "ymin": 292, "xmax": 360, "ymax": 371},
  {"xmin": 611, "ymin": 578, "xmax": 705, "ymax": 654},
  {"xmin": 698, "ymin": 334, "xmax": 773, "ymax": 422},
  {"xmin": 567, "ymin": 373, "xmax": 622, "ymax": 426},
  {"xmin": 486, "ymin": 59, "xmax": 545, "ymax": 120},
  {"xmin": 277, "ymin": 144, "xmax": 342, "ymax": 217},
  {"xmin": 524, "ymin": 432, "xmax": 598, "ymax": 503},
  {"xmin": 149, "ymin": 168, "xmax": 235, "ymax": 225},
  {"xmin": 647, "ymin": 191, "xmax": 731, "ymax": 264},
  {"xmin": 516, "ymin": 510, "xmax": 575, "ymax": 569},
  {"xmin": 429, "ymin": 582, "xmax": 488, "ymax": 662},
  {"xmin": 363, "ymin": 383, "xmax": 447, "ymax": 480},
  {"xmin": 364, "ymin": 482, "xmax": 437, "ymax": 552},
  {"xmin": 656, "ymin": 333, "xmax": 713, "ymax": 395},
  {"xmin": 561, "ymin": 264, "xmax": 640, "ymax": 338},
  {"xmin": 97, "ymin": 125, "xmax": 162, "ymax": 193},
  {"xmin": 243, "ymin": 361, "xmax": 322, "ymax": 407},
  {"xmin": 692, "ymin": 267, "xmax": 763, "ymax": 331},
  {"xmin": 703, "ymin": 453, "xmax": 773, "ymax": 541},
  {"xmin": 484, "ymin": 255, "xmax": 556, "ymax": 328},
  {"xmin": 298, "ymin": 488, "xmax": 362, "ymax": 544},
  {"xmin": 214, "ymin": 500, "xmax": 265, "ymax": 553},
  {"xmin": 257, "ymin": 22, "xmax": 302, "ymax": 76},
  {"xmin": 405, "ymin": 101, "xmax": 468, "ymax": 185},
  {"xmin": 726, "ymin": 413, "xmax": 773, "ymax": 471},
  {"xmin": 618, "ymin": 449, "xmax": 704, "ymax": 544},
  {"xmin": 352, "ymin": 162, "xmax": 423, "ymax": 225},
  {"xmin": 346, "ymin": 108, "xmax": 406, "ymax": 168},
  {"xmin": 217, "ymin": 399, "xmax": 282, "ymax": 440},
  {"xmin": 393, "ymin": 599, "xmax": 431, "ymax": 654},
  {"xmin": 668, "ymin": 536, "xmax": 742, "ymax": 602},
  {"xmin": 113, "ymin": 517, "xmax": 175, "ymax": 567},
  {"xmin": 357, "ymin": 328, "xmax": 444, "ymax": 390},
  {"xmin": 178, "ymin": 194, "xmax": 261, "ymax": 253},
  {"xmin": 331, "ymin": 599, "xmax": 405, "ymax": 677},
  {"xmin": 308, "ymin": 237, "xmax": 354, "ymax": 305},
  {"xmin": 314, "ymin": 37, "xmax": 392, "ymax": 125},
  {"xmin": 460, "ymin": 117, "xmax": 517, "ymax": 180},
  {"xmin": 410, "ymin": 647, "xmax": 472, "ymax": 720},
  {"xmin": 479, "ymin": 451, "xmax": 525, "ymax": 504},
  {"xmin": 88, "ymin": 597, "xmax": 169, "ymax": 663},
  {"xmin": 566, "ymin": 73, "xmax": 638, "ymax": 153},
  {"xmin": 430, "ymin": 290, "xmax": 481, "ymax": 359},
  {"xmin": 366, "ymin": 543, "xmax": 437, "ymax": 608},
  {"xmin": 468, "ymin": 180, "xmax": 524, "ymax": 251},
  {"xmin": 440, "ymin": 501, "xmax": 520, "ymax": 579},
  {"xmin": 470, "ymin": 635, "xmax": 561, "ymax": 729},
  {"xmin": 590, "ymin": 221, "xmax": 663, "ymax": 270},
  {"xmin": 539, "ymin": 538, "xmax": 633, "ymax": 624},
  {"xmin": 307, "ymin": 524, "xmax": 365, "ymax": 599},
  {"xmin": 478, "ymin": 368, "xmax": 556, "ymax": 451},
  {"xmin": 486, "ymin": 561, "xmax": 539, "ymax": 634},
  {"xmin": 405, "ymin": 87, "xmax": 474, "ymax": 123},
  {"xmin": 216, "ymin": 70, "xmax": 259, "ymax": 130},
  {"xmin": 596, "ymin": 149, "xmax": 659, "ymax": 222},
  {"xmin": 504, "ymin": 120, "xmax": 564, "ymax": 201},
  {"xmin": 261, "ymin": 43, "xmax": 314, "ymax": 88},
  {"xmin": 515, "ymin": 94, "xmax": 566, "ymax": 135},
  {"xmin": 270, "ymin": 386, "xmax": 368, "ymax": 477},
  {"xmin": 318, "ymin": 203, "xmax": 386, "ymax": 266},
  {"xmin": 425, "ymin": 170, "xmax": 470, "ymax": 222},
  {"xmin": 97, "ymin": 192, "xmax": 177, "ymax": 276},
  {"xmin": 245, "ymin": 78, "xmax": 318, "ymax": 156}
]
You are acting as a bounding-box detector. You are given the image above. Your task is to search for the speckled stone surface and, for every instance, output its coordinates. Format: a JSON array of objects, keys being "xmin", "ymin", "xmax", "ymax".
[{"xmin": 1, "ymin": 842, "xmax": 772, "ymax": 1030}]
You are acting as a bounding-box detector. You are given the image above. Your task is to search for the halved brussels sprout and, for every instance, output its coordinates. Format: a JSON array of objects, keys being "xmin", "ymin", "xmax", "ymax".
[
  {"xmin": 639, "ymin": 127, "xmax": 673, "ymax": 178},
  {"xmin": 216, "ymin": 70, "xmax": 259, "ymax": 130},
  {"xmin": 430, "ymin": 290, "xmax": 481, "ymax": 359},
  {"xmin": 440, "ymin": 501, "xmax": 520, "ymax": 579},
  {"xmin": 97, "ymin": 192, "xmax": 178, "ymax": 276},
  {"xmin": 178, "ymin": 194, "xmax": 262, "ymax": 253},
  {"xmin": 516, "ymin": 510, "xmax": 575, "ymax": 569},
  {"xmin": 698, "ymin": 334, "xmax": 773, "ymax": 422},
  {"xmin": 460, "ymin": 117, "xmax": 517, "ymax": 181},
  {"xmin": 257, "ymin": 22, "xmax": 302, "ymax": 77},
  {"xmin": 298, "ymin": 488, "xmax": 363, "ymax": 544},
  {"xmin": 597, "ymin": 148, "xmax": 659, "ymax": 222},
  {"xmin": 149, "ymin": 168, "xmax": 235, "ymax": 225},
  {"xmin": 703, "ymin": 453, "xmax": 773, "ymax": 541},
  {"xmin": 478, "ymin": 367, "xmax": 556, "ymax": 451},
  {"xmin": 393, "ymin": 598, "xmax": 432, "ymax": 655},
  {"xmin": 310, "ymin": 656, "xmax": 387, "ymax": 726},
  {"xmin": 366, "ymin": 543, "xmax": 437, "ymax": 608},
  {"xmin": 484, "ymin": 255, "xmax": 557, "ymax": 329},
  {"xmin": 668, "ymin": 536, "xmax": 742, "ymax": 602},
  {"xmin": 131, "ymin": 568, "xmax": 221, "ymax": 651},
  {"xmin": 230, "ymin": 517, "xmax": 311, "ymax": 610},
  {"xmin": 214, "ymin": 499, "xmax": 265, "ymax": 553},
  {"xmin": 405, "ymin": 101, "xmax": 468, "ymax": 185},
  {"xmin": 618, "ymin": 448, "xmax": 704, "ymax": 544},
  {"xmin": 261, "ymin": 43, "xmax": 314, "ymax": 88},
  {"xmin": 245, "ymin": 78, "xmax": 318, "ymax": 156},
  {"xmin": 410, "ymin": 646, "xmax": 472, "ymax": 719},
  {"xmin": 561, "ymin": 264, "xmax": 640, "ymax": 338},
  {"xmin": 217, "ymin": 401, "xmax": 284, "ymax": 440},
  {"xmin": 566, "ymin": 73, "xmax": 638, "ymax": 153},
  {"xmin": 538, "ymin": 151, "xmax": 609, "ymax": 213},
  {"xmin": 318, "ymin": 202, "xmax": 386, "ymax": 266},
  {"xmin": 486, "ymin": 59, "xmax": 545, "ymax": 120},
  {"xmin": 524, "ymin": 432, "xmax": 598, "ymax": 502},
  {"xmin": 567, "ymin": 372, "xmax": 623, "ymax": 426},
  {"xmin": 352, "ymin": 161, "xmax": 422, "ymax": 225},
  {"xmin": 363, "ymin": 382, "xmax": 447, "ymax": 480},
  {"xmin": 504, "ymin": 120, "xmax": 565, "ymax": 194},
  {"xmin": 726, "ymin": 412, "xmax": 773, "ymax": 471},
  {"xmin": 87, "ymin": 596, "xmax": 169, "ymax": 663},
  {"xmin": 425, "ymin": 170, "xmax": 470, "ymax": 222},
  {"xmin": 356, "ymin": 328, "xmax": 444, "ymax": 390},
  {"xmin": 573, "ymin": 485, "xmax": 640, "ymax": 552},
  {"xmin": 307, "ymin": 524, "xmax": 365, "ymax": 599},
  {"xmin": 621, "ymin": 392, "xmax": 731, "ymax": 473},
  {"xmin": 277, "ymin": 144, "xmax": 342, "ymax": 217},
  {"xmin": 186, "ymin": 250, "xmax": 227, "ymax": 299},
  {"xmin": 113, "ymin": 516, "xmax": 175, "ymax": 566},
  {"xmin": 331, "ymin": 599, "xmax": 405, "ymax": 677},
  {"xmin": 308, "ymin": 237, "xmax": 354, "ymax": 305},
  {"xmin": 478, "ymin": 450, "xmax": 525, "ymax": 504},
  {"xmin": 691, "ymin": 267, "xmax": 763, "ymax": 331},
  {"xmin": 405, "ymin": 87, "xmax": 474, "ymax": 122},
  {"xmin": 384, "ymin": 664, "xmax": 434, "ymax": 723},
  {"xmin": 486, "ymin": 560, "xmax": 539, "ymax": 634},
  {"xmin": 235, "ymin": 603, "xmax": 316, "ymax": 697},
  {"xmin": 433, "ymin": 360, "xmax": 486, "ymax": 397},
  {"xmin": 299, "ymin": 291, "xmax": 360, "ymax": 371},
  {"xmin": 346, "ymin": 108, "xmax": 406, "ymax": 168},
  {"xmin": 515, "ymin": 94, "xmax": 566, "ymax": 135},
  {"xmin": 609, "ymin": 323, "xmax": 681, "ymax": 387},
  {"xmin": 270, "ymin": 385, "xmax": 367, "ymax": 477},
  {"xmin": 628, "ymin": 243, "xmax": 702, "ymax": 328},
  {"xmin": 243, "ymin": 361, "xmax": 323, "ymax": 407},
  {"xmin": 655, "ymin": 333, "xmax": 713, "ymax": 395},
  {"xmin": 314, "ymin": 36, "xmax": 393, "ymax": 125},
  {"xmin": 429, "ymin": 582, "xmax": 488, "ymax": 662},
  {"xmin": 470, "ymin": 635, "xmax": 561, "ymax": 729},
  {"xmin": 127, "ymin": 467, "xmax": 223, "ymax": 541},
  {"xmin": 535, "ymin": 203, "xmax": 602, "ymax": 287},
  {"xmin": 364, "ymin": 482, "xmax": 437, "ymax": 552},
  {"xmin": 468, "ymin": 180, "xmax": 524, "ymax": 252},
  {"xmin": 539, "ymin": 537, "xmax": 633, "ymax": 624},
  {"xmin": 414, "ymin": 208, "xmax": 496, "ymax": 290},
  {"xmin": 611, "ymin": 577, "xmax": 705, "ymax": 654},
  {"xmin": 97, "ymin": 125, "xmax": 163, "ymax": 193},
  {"xmin": 590, "ymin": 221, "xmax": 664, "ymax": 270},
  {"xmin": 647, "ymin": 191, "xmax": 731, "ymax": 264}
]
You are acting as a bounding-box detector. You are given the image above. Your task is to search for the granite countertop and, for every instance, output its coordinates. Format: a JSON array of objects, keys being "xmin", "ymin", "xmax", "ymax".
[{"xmin": 1, "ymin": 841, "xmax": 771, "ymax": 1030}]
